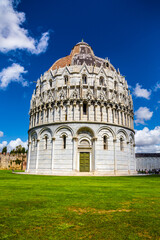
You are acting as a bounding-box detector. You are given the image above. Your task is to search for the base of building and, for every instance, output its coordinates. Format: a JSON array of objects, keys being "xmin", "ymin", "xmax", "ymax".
[{"xmin": 22, "ymin": 169, "xmax": 137, "ymax": 176}]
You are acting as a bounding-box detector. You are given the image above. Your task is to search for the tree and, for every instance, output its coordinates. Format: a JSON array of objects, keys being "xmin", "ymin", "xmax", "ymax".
[
  {"xmin": 2, "ymin": 146, "xmax": 7, "ymax": 154},
  {"xmin": 10, "ymin": 145, "xmax": 27, "ymax": 154}
]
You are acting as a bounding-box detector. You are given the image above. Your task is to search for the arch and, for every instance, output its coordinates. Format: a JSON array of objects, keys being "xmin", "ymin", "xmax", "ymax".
[
  {"xmin": 38, "ymin": 127, "xmax": 52, "ymax": 139},
  {"xmin": 116, "ymin": 129, "xmax": 129, "ymax": 142},
  {"xmin": 60, "ymin": 132, "xmax": 69, "ymax": 138},
  {"xmin": 64, "ymin": 75, "xmax": 69, "ymax": 85},
  {"xmin": 29, "ymin": 130, "xmax": 37, "ymax": 142},
  {"xmin": 82, "ymin": 74, "xmax": 87, "ymax": 84},
  {"xmin": 54, "ymin": 125, "xmax": 74, "ymax": 136},
  {"xmin": 97, "ymin": 126, "xmax": 116, "ymax": 140},
  {"xmin": 76, "ymin": 126, "xmax": 95, "ymax": 138},
  {"xmin": 78, "ymin": 136, "xmax": 92, "ymax": 146},
  {"xmin": 129, "ymin": 132, "xmax": 135, "ymax": 142},
  {"xmin": 99, "ymin": 76, "xmax": 104, "ymax": 86}
]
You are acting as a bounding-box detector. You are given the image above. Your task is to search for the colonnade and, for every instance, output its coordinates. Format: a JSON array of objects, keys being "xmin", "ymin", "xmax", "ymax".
[{"xmin": 30, "ymin": 101, "xmax": 134, "ymax": 129}]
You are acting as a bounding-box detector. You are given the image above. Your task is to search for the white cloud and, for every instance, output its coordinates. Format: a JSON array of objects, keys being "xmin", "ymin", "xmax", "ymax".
[
  {"xmin": 0, "ymin": 0, "xmax": 50, "ymax": 54},
  {"xmin": 0, "ymin": 141, "xmax": 7, "ymax": 151},
  {"xmin": 133, "ymin": 83, "xmax": 151, "ymax": 99},
  {"xmin": 0, "ymin": 63, "xmax": 28, "ymax": 89},
  {"xmin": 7, "ymin": 138, "xmax": 28, "ymax": 152},
  {"xmin": 154, "ymin": 82, "xmax": 160, "ymax": 91},
  {"xmin": 135, "ymin": 126, "xmax": 160, "ymax": 153},
  {"xmin": 135, "ymin": 107, "xmax": 153, "ymax": 125},
  {"xmin": 0, "ymin": 131, "xmax": 4, "ymax": 137},
  {"xmin": 0, "ymin": 138, "xmax": 28, "ymax": 152}
]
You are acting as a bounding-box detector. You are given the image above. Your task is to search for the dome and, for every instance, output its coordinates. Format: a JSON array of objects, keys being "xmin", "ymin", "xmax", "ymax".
[
  {"xmin": 49, "ymin": 41, "xmax": 115, "ymax": 71},
  {"xmin": 27, "ymin": 41, "xmax": 136, "ymax": 176}
]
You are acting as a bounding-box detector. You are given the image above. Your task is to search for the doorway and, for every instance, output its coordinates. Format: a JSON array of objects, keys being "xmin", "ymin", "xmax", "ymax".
[{"xmin": 80, "ymin": 152, "xmax": 90, "ymax": 172}]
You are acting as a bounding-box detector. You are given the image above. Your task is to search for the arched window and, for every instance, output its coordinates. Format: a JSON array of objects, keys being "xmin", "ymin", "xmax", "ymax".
[
  {"xmin": 82, "ymin": 74, "xmax": 87, "ymax": 84},
  {"xmin": 32, "ymin": 138, "xmax": 35, "ymax": 151},
  {"xmin": 103, "ymin": 136, "xmax": 108, "ymax": 150},
  {"xmin": 63, "ymin": 135, "xmax": 66, "ymax": 149},
  {"xmin": 99, "ymin": 76, "xmax": 104, "ymax": 86},
  {"xmin": 49, "ymin": 79, "xmax": 52, "ymax": 87},
  {"xmin": 120, "ymin": 138, "xmax": 124, "ymax": 151},
  {"xmin": 83, "ymin": 103, "xmax": 87, "ymax": 115},
  {"xmin": 44, "ymin": 136, "xmax": 48, "ymax": 150},
  {"xmin": 114, "ymin": 81, "xmax": 118, "ymax": 91},
  {"xmin": 64, "ymin": 76, "xmax": 68, "ymax": 85},
  {"xmin": 130, "ymin": 140, "xmax": 133, "ymax": 155}
]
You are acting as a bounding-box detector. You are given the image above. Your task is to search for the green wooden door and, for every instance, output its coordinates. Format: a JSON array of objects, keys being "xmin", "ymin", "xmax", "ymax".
[{"xmin": 80, "ymin": 152, "xmax": 90, "ymax": 172}]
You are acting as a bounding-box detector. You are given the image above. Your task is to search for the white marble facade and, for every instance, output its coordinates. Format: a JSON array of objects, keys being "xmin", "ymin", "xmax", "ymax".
[{"xmin": 26, "ymin": 41, "xmax": 136, "ymax": 175}]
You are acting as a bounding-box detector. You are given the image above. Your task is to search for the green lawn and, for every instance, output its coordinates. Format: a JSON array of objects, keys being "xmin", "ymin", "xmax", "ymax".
[{"xmin": 0, "ymin": 171, "xmax": 160, "ymax": 240}]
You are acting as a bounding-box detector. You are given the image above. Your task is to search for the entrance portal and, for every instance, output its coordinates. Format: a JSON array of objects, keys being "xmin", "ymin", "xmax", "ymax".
[{"xmin": 80, "ymin": 152, "xmax": 90, "ymax": 172}]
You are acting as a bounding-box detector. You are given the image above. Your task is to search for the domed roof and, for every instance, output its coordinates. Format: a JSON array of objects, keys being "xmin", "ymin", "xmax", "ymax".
[{"xmin": 49, "ymin": 41, "xmax": 114, "ymax": 71}]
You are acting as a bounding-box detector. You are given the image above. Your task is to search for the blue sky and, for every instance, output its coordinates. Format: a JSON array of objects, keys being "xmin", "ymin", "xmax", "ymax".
[{"xmin": 0, "ymin": 0, "xmax": 160, "ymax": 152}]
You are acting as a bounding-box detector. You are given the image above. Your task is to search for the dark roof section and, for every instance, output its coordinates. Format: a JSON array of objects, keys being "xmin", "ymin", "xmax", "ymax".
[
  {"xmin": 136, "ymin": 153, "xmax": 160, "ymax": 158},
  {"xmin": 49, "ymin": 41, "xmax": 115, "ymax": 71}
]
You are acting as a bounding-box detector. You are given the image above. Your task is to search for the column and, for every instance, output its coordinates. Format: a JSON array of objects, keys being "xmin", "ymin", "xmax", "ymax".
[
  {"xmin": 51, "ymin": 137, "xmax": 55, "ymax": 170},
  {"xmin": 127, "ymin": 141, "xmax": 130, "ymax": 174},
  {"xmin": 112, "ymin": 109, "xmax": 114, "ymax": 123},
  {"xmin": 122, "ymin": 111, "xmax": 125, "ymax": 126},
  {"xmin": 113, "ymin": 139, "xmax": 117, "ymax": 175},
  {"xmin": 80, "ymin": 101, "xmax": 83, "ymax": 120},
  {"xmin": 94, "ymin": 102, "xmax": 97, "ymax": 121},
  {"xmin": 35, "ymin": 108, "xmax": 38, "ymax": 125},
  {"xmin": 66, "ymin": 101, "xmax": 70, "ymax": 121},
  {"xmin": 36, "ymin": 139, "xmax": 40, "ymax": 171},
  {"xmin": 60, "ymin": 101, "xmax": 63, "ymax": 121},
  {"xmin": 48, "ymin": 103, "xmax": 52, "ymax": 123},
  {"xmin": 39, "ymin": 107, "xmax": 42, "ymax": 124},
  {"xmin": 73, "ymin": 100, "xmax": 76, "ymax": 121},
  {"xmin": 101, "ymin": 103, "xmax": 104, "ymax": 122},
  {"xmin": 26, "ymin": 141, "xmax": 31, "ymax": 171},
  {"xmin": 54, "ymin": 103, "xmax": 57, "ymax": 122},
  {"xmin": 72, "ymin": 137, "xmax": 78, "ymax": 171},
  {"xmin": 43, "ymin": 104, "xmax": 47, "ymax": 123},
  {"xmin": 88, "ymin": 101, "xmax": 91, "ymax": 121},
  {"xmin": 92, "ymin": 137, "xmax": 97, "ymax": 171},
  {"xmin": 106, "ymin": 105, "xmax": 109, "ymax": 122}
]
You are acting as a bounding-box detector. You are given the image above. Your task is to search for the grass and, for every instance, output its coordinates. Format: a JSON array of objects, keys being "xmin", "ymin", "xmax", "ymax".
[{"xmin": 0, "ymin": 171, "xmax": 160, "ymax": 240}]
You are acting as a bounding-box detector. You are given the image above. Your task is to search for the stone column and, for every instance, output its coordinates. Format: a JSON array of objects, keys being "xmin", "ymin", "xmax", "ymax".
[
  {"xmin": 88, "ymin": 101, "xmax": 91, "ymax": 121},
  {"xmin": 106, "ymin": 104, "xmax": 109, "ymax": 122},
  {"xmin": 54, "ymin": 102, "xmax": 57, "ymax": 122},
  {"xmin": 72, "ymin": 137, "xmax": 78, "ymax": 171},
  {"xmin": 73, "ymin": 100, "xmax": 76, "ymax": 121},
  {"xmin": 43, "ymin": 104, "xmax": 47, "ymax": 123},
  {"xmin": 94, "ymin": 102, "xmax": 97, "ymax": 121},
  {"xmin": 48, "ymin": 103, "xmax": 52, "ymax": 123},
  {"xmin": 113, "ymin": 139, "xmax": 117, "ymax": 175},
  {"xmin": 101, "ymin": 103, "xmax": 104, "ymax": 122},
  {"xmin": 27, "ymin": 141, "xmax": 31, "ymax": 171},
  {"xmin": 60, "ymin": 101, "xmax": 63, "ymax": 121},
  {"xmin": 127, "ymin": 141, "xmax": 130, "ymax": 174},
  {"xmin": 122, "ymin": 110, "xmax": 125, "ymax": 125},
  {"xmin": 118, "ymin": 109, "xmax": 120, "ymax": 124},
  {"xmin": 31, "ymin": 113, "xmax": 33, "ymax": 128},
  {"xmin": 66, "ymin": 101, "xmax": 70, "ymax": 121},
  {"xmin": 35, "ymin": 108, "xmax": 38, "ymax": 125},
  {"xmin": 112, "ymin": 109, "xmax": 114, "ymax": 123},
  {"xmin": 80, "ymin": 101, "xmax": 83, "ymax": 120},
  {"xmin": 36, "ymin": 139, "xmax": 40, "ymax": 171},
  {"xmin": 51, "ymin": 137, "xmax": 55, "ymax": 170},
  {"xmin": 39, "ymin": 106, "xmax": 42, "ymax": 124},
  {"xmin": 92, "ymin": 137, "xmax": 97, "ymax": 171}
]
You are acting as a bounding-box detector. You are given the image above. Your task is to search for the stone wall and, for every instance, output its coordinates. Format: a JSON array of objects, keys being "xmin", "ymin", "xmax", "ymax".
[
  {"xmin": 0, "ymin": 153, "xmax": 27, "ymax": 170},
  {"xmin": 136, "ymin": 153, "xmax": 160, "ymax": 171}
]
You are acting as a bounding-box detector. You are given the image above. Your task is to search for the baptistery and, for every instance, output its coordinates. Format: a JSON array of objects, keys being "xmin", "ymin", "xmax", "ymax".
[{"xmin": 26, "ymin": 41, "xmax": 136, "ymax": 175}]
